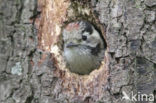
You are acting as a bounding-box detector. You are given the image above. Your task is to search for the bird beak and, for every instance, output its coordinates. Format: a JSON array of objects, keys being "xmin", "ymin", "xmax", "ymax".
[{"xmin": 66, "ymin": 42, "xmax": 78, "ymax": 48}]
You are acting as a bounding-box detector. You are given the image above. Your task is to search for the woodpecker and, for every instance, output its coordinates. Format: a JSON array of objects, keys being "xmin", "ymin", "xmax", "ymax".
[{"xmin": 63, "ymin": 20, "xmax": 105, "ymax": 75}]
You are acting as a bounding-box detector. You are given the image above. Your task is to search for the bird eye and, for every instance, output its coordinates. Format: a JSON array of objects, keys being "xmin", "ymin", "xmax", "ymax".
[{"xmin": 82, "ymin": 35, "xmax": 87, "ymax": 41}]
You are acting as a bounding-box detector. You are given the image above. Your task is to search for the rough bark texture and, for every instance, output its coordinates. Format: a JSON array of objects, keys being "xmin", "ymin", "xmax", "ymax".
[{"xmin": 0, "ymin": 0, "xmax": 155, "ymax": 103}]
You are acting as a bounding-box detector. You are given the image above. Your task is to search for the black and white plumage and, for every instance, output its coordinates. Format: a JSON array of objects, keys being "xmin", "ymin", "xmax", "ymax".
[{"xmin": 63, "ymin": 20, "xmax": 105, "ymax": 75}]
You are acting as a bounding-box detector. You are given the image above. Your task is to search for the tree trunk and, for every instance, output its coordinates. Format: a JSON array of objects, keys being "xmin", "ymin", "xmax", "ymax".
[{"xmin": 0, "ymin": 0, "xmax": 155, "ymax": 103}]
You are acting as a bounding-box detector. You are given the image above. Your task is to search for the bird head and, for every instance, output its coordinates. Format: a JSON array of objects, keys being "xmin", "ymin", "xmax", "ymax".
[{"xmin": 63, "ymin": 20, "xmax": 103, "ymax": 49}]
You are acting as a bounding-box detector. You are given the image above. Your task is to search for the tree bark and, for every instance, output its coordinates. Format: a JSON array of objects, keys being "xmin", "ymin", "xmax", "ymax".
[{"xmin": 0, "ymin": 0, "xmax": 155, "ymax": 103}]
